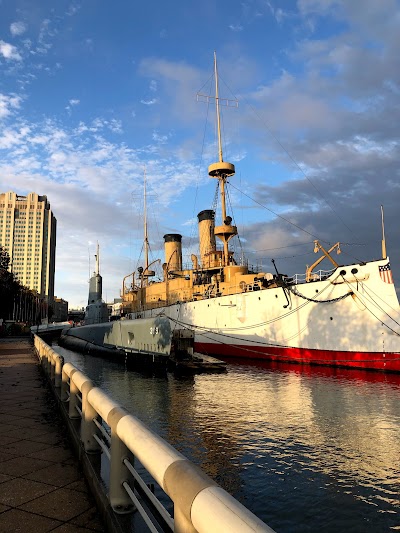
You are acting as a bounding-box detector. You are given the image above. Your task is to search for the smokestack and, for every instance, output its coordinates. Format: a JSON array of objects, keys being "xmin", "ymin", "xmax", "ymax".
[
  {"xmin": 164, "ymin": 234, "xmax": 182, "ymax": 271},
  {"xmin": 197, "ymin": 210, "xmax": 216, "ymax": 268}
]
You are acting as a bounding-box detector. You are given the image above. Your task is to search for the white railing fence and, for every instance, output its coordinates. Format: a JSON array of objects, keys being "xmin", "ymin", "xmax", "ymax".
[{"xmin": 33, "ymin": 333, "xmax": 274, "ymax": 533}]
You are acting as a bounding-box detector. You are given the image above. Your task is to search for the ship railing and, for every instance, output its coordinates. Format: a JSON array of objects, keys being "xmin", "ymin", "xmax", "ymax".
[
  {"xmin": 289, "ymin": 268, "xmax": 335, "ymax": 285},
  {"xmin": 33, "ymin": 333, "xmax": 274, "ymax": 533}
]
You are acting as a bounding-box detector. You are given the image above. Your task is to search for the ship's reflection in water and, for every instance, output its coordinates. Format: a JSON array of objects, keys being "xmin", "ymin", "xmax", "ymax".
[{"xmin": 55, "ymin": 345, "xmax": 400, "ymax": 533}]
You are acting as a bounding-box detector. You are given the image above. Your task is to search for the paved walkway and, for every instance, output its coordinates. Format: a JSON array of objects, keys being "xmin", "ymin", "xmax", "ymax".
[{"xmin": 0, "ymin": 337, "xmax": 106, "ymax": 533}]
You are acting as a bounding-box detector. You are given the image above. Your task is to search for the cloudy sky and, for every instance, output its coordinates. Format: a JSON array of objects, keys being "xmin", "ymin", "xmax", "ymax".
[{"xmin": 1, "ymin": 0, "xmax": 399, "ymax": 308}]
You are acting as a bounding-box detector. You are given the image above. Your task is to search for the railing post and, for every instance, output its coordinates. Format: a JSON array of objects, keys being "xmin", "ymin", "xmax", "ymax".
[
  {"xmin": 107, "ymin": 407, "xmax": 135, "ymax": 514},
  {"xmin": 50, "ymin": 349, "xmax": 55, "ymax": 384},
  {"xmin": 54, "ymin": 355, "xmax": 64, "ymax": 390},
  {"xmin": 69, "ymin": 370, "xmax": 81, "ymax": 419},
  {"xmin": 61, "ymin": 364, "xmax": 71, "ymax": 402},
  {"xmin": 45, "ymin": 345, "xmax": 51, "ymax": 375},
  {"xmin": 80, "ymin": 381, "xmax": 101, "ymax": 454}
]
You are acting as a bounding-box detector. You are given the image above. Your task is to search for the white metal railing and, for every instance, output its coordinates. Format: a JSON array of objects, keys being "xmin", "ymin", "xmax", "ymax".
[
  {"xmin": 290, "ymin": 268, "xmax": 335, "ymax": 285},
  {"xmin": 33, "ymin": 334, "xmax": 274, "ymax": 533}
]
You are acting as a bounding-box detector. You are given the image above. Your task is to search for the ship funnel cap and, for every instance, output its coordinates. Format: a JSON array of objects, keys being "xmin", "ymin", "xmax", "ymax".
[
  {"xmin": 197, "ymin": 210, "xmax": 215, "ymax": 222},
  {"xmin": 163, "ymin": 234, "xmax": 182, "ymax": 243}
]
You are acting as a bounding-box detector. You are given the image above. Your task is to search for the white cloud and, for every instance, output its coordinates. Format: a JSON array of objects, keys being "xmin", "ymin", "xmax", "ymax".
[
  {"xmin": 69, "ymin": 99, "xmax": 80, "ymax": 106},
  {"xmin": 149, "ymin": 80, "xmax": 157, "ymax": 92},
  {"xmin": 140, "ymin": 98, "xmax": 158, "ymax": 105},
  {"xmin": 0, "ymin": 40, "xmax": 22, "ymax": 61},
  {"xmin": 10, "ymin": 21, "xmax": 27, "ymax": 36},
  {"xmin": 229, "ymin": 24, "xmax": 243, "ymax": 32},
  {"xmin": 0, "ymin": 93, "xmax": 22, "ymax": 119},
  {"xmin": 66, "ymin": 4, "xmax": 81, "ymax": 16},
  {"xmin": 152, "ymin": 131, "xmax": 169, "ymax": 143}
]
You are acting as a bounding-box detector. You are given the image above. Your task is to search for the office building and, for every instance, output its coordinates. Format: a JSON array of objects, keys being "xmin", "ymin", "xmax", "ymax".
[
  {"xmin": 0, "ymin": 191, "xmax": 57, "ymax": 304},
  {"xmin": 53, "ymin": 296, "xmax": 68, "ymax": 322}
]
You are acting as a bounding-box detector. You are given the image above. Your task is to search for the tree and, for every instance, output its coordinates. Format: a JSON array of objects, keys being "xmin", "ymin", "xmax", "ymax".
[
  {"xmin": 0, "ymin": 246, "xmax": 10, "ymax": 271},
  {"xmin": 0, "ymin": 246, "xmax": 49, "ymax": 327},
  {"xmin": 0, "ymin": 247, "xmax": 17, "ymax": 321}
]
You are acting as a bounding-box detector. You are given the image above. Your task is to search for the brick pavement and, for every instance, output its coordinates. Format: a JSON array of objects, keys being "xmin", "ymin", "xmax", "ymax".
[{"xmin": 0, "ymin": 337, "xmax": 106, "ymax": 533}]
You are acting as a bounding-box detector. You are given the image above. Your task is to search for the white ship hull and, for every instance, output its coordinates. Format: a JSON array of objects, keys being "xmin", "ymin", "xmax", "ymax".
[{"xmin": 132, "ymin": 258, "xmax": 400, "ymax": 372}]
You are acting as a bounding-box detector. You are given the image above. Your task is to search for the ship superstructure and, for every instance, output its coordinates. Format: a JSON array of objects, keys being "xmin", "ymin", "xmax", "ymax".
[{"xmin": 85, "ymin": 243, "xmax": 109, "ymax": 325}]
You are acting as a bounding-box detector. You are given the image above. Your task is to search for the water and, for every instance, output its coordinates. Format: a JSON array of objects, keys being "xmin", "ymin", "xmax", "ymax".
[{"xmin": 54, "ymin": 345, "xmax": 400, "ymax": 532}]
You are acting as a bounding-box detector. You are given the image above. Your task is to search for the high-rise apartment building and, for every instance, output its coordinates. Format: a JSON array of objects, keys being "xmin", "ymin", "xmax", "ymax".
[{"xmin": 0, "ymin": 191, "xmax": 57, "ymax": 304}]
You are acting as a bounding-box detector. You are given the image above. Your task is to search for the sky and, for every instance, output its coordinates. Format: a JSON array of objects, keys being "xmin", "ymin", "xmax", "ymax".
[{"xmin": 1, "ymin": 0, "xmax": 400, "ymax": 309}]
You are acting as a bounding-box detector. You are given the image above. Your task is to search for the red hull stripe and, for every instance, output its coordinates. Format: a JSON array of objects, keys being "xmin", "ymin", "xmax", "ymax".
[{"xmin": 195, "ymin": 342, "xmax": 400, "ymax": 372}]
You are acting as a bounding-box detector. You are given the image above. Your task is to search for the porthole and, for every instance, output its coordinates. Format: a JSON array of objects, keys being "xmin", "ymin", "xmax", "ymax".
[
  {"xmin": 351, "ymin": 268, "xmax": 358, "ymax": 274},
  {"xmin": 340, "ymin": 270, "xmax": 346, "ymax": 276},
  {"xmin": 330, "ymin": 317, "xmax": 333, "ymax": 320}
]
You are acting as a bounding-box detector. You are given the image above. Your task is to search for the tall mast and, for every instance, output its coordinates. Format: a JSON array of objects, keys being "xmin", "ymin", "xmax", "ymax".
[
  {"xmin": 144, "ymin": 167, "xmax": 149, "ymax": 274},
  {"xmin": 214, "ymin": 51, "xmax": 223, "ymax": 165},
  {"xmin": 208, "ymin": 52, "xmax": 237, "ymax": 267}
]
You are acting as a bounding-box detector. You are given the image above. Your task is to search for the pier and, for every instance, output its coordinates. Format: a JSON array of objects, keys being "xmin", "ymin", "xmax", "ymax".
[
  {"xmin": 0, "ymin": 337, "xmax": 104, "ymax": 531},
  {"xmin": 0, "ymin": 335, "xmax": 273, "ymax": 532}
]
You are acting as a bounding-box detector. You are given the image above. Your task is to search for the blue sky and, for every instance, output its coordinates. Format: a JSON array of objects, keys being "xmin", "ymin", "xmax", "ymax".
[{"xmin": 1, "ymin": 0, "xmax": 400, "ymax": 308}]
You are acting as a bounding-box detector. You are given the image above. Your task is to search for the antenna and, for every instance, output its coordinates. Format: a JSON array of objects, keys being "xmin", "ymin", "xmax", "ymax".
[
  {"xmin": 381, "ymin": 205, "xmax": 387, "ymax": 259},
  {"xmin": 95, "ymin": 241, "xmax": 100, "ymax": 275}
]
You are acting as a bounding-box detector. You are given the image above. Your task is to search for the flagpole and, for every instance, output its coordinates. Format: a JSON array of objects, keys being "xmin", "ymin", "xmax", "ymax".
[{"xmin": 381, "ymin": 205, "xmax": 387, "ymax": 259}]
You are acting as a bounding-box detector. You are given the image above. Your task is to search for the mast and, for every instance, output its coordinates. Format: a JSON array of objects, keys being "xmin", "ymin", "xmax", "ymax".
[
  {"xmin": 141, "ymin": 167, "xmax": 157, "ymax": 285},
  {"xmin": 144, "ymin": 167, "xmax": 149, "ymax": 279},
  {"xmin": 207, "ymin": 52, "xmax": 238, "ymax": 267}
]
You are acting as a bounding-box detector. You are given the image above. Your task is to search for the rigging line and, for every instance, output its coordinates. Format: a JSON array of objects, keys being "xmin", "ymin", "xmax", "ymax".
[
  {"xmin": 196, "ymin": 72, "xmax": 214, "ymax": 97},
  {"xmin": 349, "ymin": 276, "xmax": 400, "ymax": 328},
  {"xmin": 228, "ymin": 182, "xmax": 325, "ymax": 241},
  {"xmin": 225, "ymin": 184, "xmax": 244, "ymax": 254},
  {"xmin": 211, "ymin": 181, "xmax": 220, "ymax": 213},
  {"xmin": 188, "ymin": 79, "xmax": 213, "ymax": 251},
  {"xmin": 354, "ymin": 275, "xmax": 400, "ymax": 316},
  {"xmin": 339, "ymin": 249, "xmax": 366, "ymax": 265},
  {"xmin": 264, "ymin": 251, "xmax": 316, "ymax": 260},
  {"xmin": 219, "ymin": 75, "xmax": 361, "ymax": 241},
  {"xmin": 168, "ymin": 315, "xmax": 291, "ymax": 347},
  {"xmin": 340, "ymin": 277, "xmax": 400, "ymax": 336},
  {"xmin": 167, "ymin": 276, "xmax": 340, "ymax": 333},
  {"xmin": 164, "ymin": 297, "xmax": 310, "ymax": 332},
  {"xmin": 251, "ymin": 241, "xmax": 366, "ymax": 252},
  {"xmin": 250, "ymin": 241, "xmax": 315, "ymax": 252}
]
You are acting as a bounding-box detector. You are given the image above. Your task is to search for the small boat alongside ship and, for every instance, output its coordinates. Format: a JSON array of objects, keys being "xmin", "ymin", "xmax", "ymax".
[{"xmin": 118, "ymin": 54, "xmax": 400, "ymax": 373}]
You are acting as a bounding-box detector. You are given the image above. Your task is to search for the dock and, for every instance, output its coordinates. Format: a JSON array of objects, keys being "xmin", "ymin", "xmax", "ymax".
[
  {"xmin": 0, "ymin": 337, "xmax": 105, "ymax": 532},
  {"xmin": 0, "ymin": 334, "xmax": 274, "ymax": 533}
]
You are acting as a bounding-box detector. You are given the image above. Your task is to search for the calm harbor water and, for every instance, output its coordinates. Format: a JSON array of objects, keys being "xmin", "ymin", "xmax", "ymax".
[{"xmin": 54, "ymin": 344, "xmax": 400, "ymax": 532}]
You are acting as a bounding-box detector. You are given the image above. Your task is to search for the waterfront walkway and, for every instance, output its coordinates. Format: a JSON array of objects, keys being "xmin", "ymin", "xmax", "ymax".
[{"xmin": 0, "ymin": 337, "xmax": 105, "ymax": 533}]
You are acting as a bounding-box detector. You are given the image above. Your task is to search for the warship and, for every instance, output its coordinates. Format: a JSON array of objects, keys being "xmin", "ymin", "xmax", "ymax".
[{"xmin": 120, "ymin": 54, "xmax": 400, "ymax": 373}]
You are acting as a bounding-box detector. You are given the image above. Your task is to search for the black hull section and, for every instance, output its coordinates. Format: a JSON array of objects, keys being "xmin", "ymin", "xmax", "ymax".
[{"xmin": 58, "ymin": 333, "xmax": 169, "ymax": 371}]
